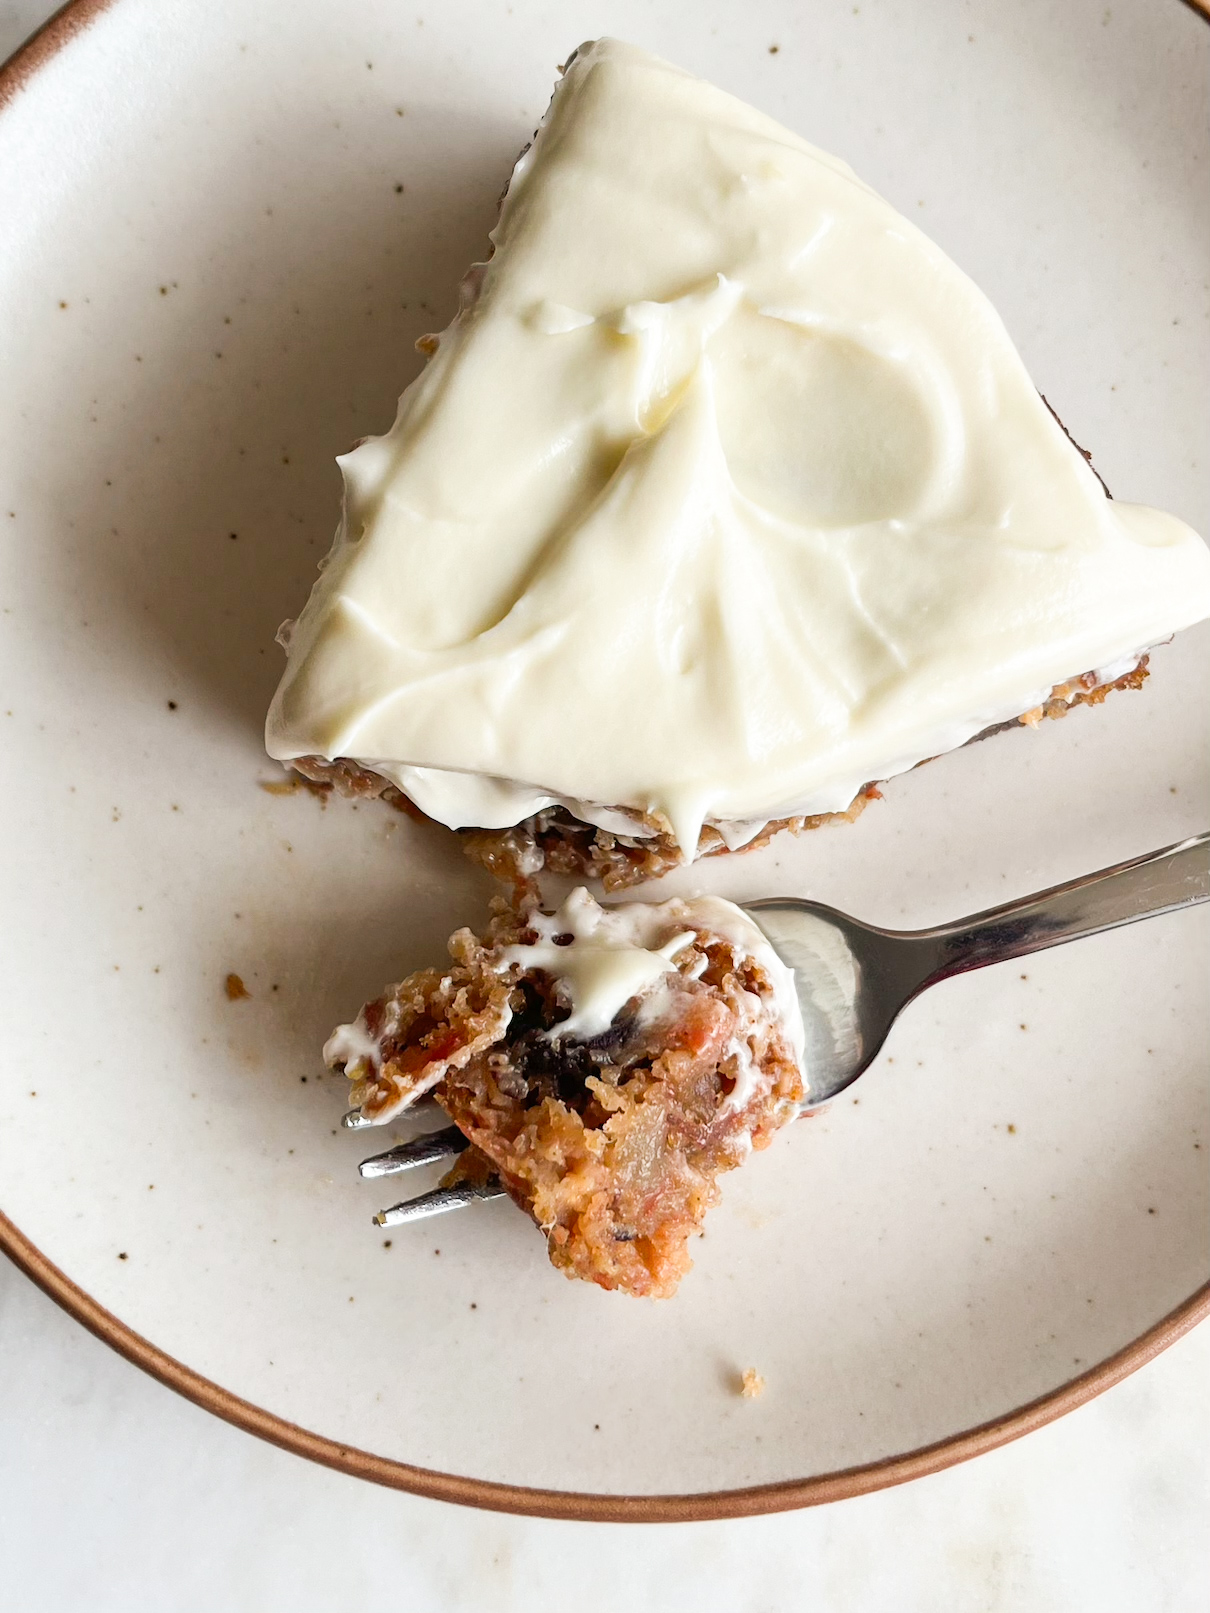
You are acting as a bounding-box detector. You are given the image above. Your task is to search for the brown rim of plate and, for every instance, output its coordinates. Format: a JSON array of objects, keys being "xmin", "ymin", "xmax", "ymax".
[
  {"xmin": 3, "ymin": 1210, "xmax": 1207, "ymax": 1522},
  {"xmin": 2, "ymin": 0, "xmax": 1209, "ymax": 1523}
]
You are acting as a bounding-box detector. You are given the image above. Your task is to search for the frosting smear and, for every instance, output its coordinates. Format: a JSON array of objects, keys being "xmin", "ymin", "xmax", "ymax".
[{"xmin": 267, "ymin": 39, "xmax": 1210, "ymax": 853}]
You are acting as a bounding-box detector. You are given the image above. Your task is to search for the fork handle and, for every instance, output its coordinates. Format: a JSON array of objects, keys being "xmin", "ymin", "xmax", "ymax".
[{"xmin": 916, "ymin": 831, "xmax": 1210, "ymax": 984}]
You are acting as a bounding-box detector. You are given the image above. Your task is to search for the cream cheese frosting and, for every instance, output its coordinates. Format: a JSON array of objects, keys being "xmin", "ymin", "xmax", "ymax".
[
  {"xmin": 492, "ymin": 887, "xmax": 804, "ymax": 1061},
  {"xmin": 323, "ymin": 888, "xmax": 806, "ymax": 1115},
  {"xmin": 267, "ymin": 38, "xmax": 1210, "ymax": 855}
]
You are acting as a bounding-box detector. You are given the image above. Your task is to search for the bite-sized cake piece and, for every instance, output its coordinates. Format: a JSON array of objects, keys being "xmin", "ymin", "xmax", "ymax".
[
  {"xmin": 325, "ymin": 889, "xmax": 805, "ymax": 1297},
  {"xmin": 267, "ymin": 38, "xmax": 1210, "ymax": 878}
]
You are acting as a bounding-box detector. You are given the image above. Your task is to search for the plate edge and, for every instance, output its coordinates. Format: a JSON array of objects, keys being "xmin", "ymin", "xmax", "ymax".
[
  {"xmin": 0, "ymin": 0, "xmax": 119, "ymax": 111},
  {"xmin": 3, "ymin": 1207, "xmax": 1207, "ymax": 1521},
  {"xmin": 3, "ymin": 1, "xmax": 1208, "ymax": 117},
  {"xmin": 2, "ymin": 0, "xmax": 1208, "ymax": 1521}
]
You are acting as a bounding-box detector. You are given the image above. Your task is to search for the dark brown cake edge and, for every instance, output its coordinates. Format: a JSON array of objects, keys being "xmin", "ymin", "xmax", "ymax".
[{"xmin": 283, "ymin": 657, "xmax": 1150, "ymax": 891}]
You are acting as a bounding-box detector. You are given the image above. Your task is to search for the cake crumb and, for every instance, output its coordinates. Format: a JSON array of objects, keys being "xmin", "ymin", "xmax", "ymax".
[
  {"xmin": 740, "ymin": 1367, "xmax": 766, "ymax": 1399},
  {"xmin": 225, "ymin": 973, "xmax": 251, "ymax": 1000},
  {"xmin": 259, "ymin": 775, "xmax": 331, "ymax": 804}
]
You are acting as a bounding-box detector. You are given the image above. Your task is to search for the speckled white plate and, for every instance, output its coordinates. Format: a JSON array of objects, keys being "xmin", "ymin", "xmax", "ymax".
[{"xmin": 1, "ymin": 0, "xmax": 1207, "ymax": 1520}]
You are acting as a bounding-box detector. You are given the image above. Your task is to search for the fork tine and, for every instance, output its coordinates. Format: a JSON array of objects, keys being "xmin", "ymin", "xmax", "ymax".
[
  {"xmin": 374, "ymin": 1178, "xmax": 506, "ymax": 1226},
  {"xmin": 358, "ymin": 1125, "xmax": 467, "ymax": 1178},
  {"xmin": 342, "ymin": 1094, "xmax": 438, "ymax": 1130}
]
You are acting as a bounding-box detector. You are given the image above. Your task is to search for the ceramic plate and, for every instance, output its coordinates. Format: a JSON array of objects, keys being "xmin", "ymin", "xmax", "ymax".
[{"xmin": 1, "ymin": 0, "xmax": 1207, "ymax": 1521}]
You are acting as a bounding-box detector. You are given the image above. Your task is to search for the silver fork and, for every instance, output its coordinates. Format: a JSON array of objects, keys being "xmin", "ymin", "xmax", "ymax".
[
  {"xmin": 342, "ymin": 1104, "xmax": 502, "ymax": 1225},
  {"xmin": 347, "ymin": 832, "xmax": 1209, "ymax": 1226}
]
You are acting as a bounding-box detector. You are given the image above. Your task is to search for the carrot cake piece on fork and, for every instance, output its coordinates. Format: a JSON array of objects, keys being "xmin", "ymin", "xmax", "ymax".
[{"xmin": 326, "ymin": 889, "xmax": 804, "ymax": 1297}]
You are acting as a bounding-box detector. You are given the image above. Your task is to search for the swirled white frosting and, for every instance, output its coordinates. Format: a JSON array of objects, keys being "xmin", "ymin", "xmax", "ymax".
[
  {"xmin": 323, "ymin": 888, "xmax": 805, "ymax": 1117},
  {"xmin": 493, "ymin": 887, "xmax": 802, "ymax": 1059},
  {"xmin": 266, "ymin": 38, "xmax": 1210, "ymax": 855}
]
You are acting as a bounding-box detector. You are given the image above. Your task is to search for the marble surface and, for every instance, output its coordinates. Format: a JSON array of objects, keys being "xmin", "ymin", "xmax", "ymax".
[
  {"xmin": 1, "ymin": 1, "xmax": 1208, "ymax": 1605},
  {"xmin": 2, "ymin": 1255, "xmax": 1208, "ymax": 1611}
]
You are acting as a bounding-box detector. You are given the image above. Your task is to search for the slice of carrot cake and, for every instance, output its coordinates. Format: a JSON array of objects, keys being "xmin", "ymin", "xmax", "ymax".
[
  {"xmin": 267, "ymin": 39, "xmax": 1210, "ymax": 884},
  {"xmin": 325, "ymin": 889, "xmax": 805, "ymax": 1297}
]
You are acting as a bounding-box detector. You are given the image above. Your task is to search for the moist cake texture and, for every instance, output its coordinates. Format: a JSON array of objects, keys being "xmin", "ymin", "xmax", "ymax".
[
  {"xmin": 326, "ymin": 890, "xmax": 805, "ymax": 1296},
  {"xmin": 290, "ymin": 656, "xmax": 1149, "ymax": 890},
  {"xmin": 266, "ymin": 38, "xmax": 1210, "ymax": 867}
]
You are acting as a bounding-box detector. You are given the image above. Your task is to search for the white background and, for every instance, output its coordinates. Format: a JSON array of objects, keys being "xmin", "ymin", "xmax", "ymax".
[
  {"xmin": 3, "ymin": 1256, "xmax": 1208, "ymax": 1611},
  {"xmin": 1, "ymin": 3, "xmax": 1207, "ymax": 1608}
]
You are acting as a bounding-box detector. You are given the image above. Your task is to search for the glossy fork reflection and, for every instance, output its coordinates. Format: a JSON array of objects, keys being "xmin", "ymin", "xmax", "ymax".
[
  {"xmin": 349, "ymin": 832, "xmax": 1210, "ymax": 1225},
  {"xmin": 346, "ymin": 1104, "xmax": 510, "ymax": 1223}
]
